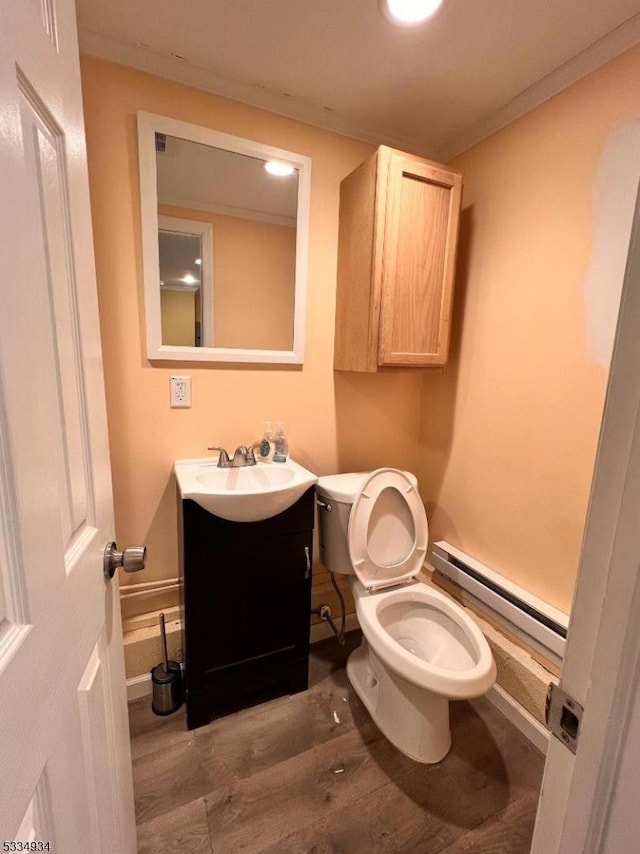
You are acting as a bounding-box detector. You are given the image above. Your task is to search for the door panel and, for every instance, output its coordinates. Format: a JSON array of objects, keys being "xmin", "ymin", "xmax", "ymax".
[
  {"xmin": 13, "ymin": 772, "xmax": 55, "ymax": 847},
  {"xmin": 0, "ymin": 414, "xmax": 30, "ymax": 666},
  {"xmin": 0, "ymin": 0, "xmax": 136, "ymax": 847},
  {"xmin": 19, "ymin": 73, "xmax": 96, "ymax": 560},
  {"xmin": 78, "ymin": 633, "xmax": 125, "ymax": 852}
]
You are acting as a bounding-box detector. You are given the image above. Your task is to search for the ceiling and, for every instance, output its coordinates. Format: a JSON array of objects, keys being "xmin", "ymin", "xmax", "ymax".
[
  {"xmin": 76, "ymin": 0, "xmax": 640, "ymax": 160},
  {"xmin": 156, "ymin": 135, "xmax": 298, "ymax": 223}
]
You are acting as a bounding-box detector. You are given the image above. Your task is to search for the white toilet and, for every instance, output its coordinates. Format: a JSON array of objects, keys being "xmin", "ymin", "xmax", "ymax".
[{"xmin": 316, "ymin": 468, "xmax": 496, "ymax": 763}]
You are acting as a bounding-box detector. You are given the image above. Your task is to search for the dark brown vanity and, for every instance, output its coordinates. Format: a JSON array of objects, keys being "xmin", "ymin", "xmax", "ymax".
[{"xmin": 178, "ymin": 488, "xmax": 315, "ymax": 730}]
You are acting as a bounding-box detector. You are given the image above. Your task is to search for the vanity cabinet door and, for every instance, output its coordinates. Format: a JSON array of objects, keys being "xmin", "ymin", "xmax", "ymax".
[
  {"xmin": 334, "ymin": 145, "xmax": 462, "ymax": 371},
  {"xmin": 185, "ymin": 529, "xmax": 312, "ymax": 682}
]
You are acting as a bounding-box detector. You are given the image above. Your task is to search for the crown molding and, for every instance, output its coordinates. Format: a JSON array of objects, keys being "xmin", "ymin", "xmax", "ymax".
[
  {"xmin": 439, "ymin": 12, "xmax": 640, "ymax": 161},
  {"xmin": 158, "ymin": 195, "xmax": 296, "ymax": 228},
  {"xmin": 77, "ymin": 27, "xmax": 431, "ymax": 157},
  {"xmin": 79, "ymin": 13, "xmax": 640, "ymax": 167}
]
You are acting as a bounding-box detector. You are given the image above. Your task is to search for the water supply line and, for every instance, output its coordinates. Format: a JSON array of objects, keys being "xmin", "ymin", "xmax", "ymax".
[
  {"xmin": 312, "ymin": 571, "xmax": 346, "ymax": 646},
  {"xmin": 330, "ymin": 571, "xmax": 347, "ymax": 645}
]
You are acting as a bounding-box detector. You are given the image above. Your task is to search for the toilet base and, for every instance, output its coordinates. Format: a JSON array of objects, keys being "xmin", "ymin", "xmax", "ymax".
[{"xmin": 347, "ymin": 639, "xmax": 452, "ymax": 764}]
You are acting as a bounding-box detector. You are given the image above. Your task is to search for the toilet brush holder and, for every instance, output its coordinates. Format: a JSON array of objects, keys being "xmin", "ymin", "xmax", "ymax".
[{"xmin": 151, "ymin": 613, "xmax": 183, "ymax": 716}]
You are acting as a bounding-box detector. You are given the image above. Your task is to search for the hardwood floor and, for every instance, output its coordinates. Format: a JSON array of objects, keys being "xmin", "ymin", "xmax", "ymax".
[{"xmin": 130, "ymin": 633, "xmax": 544, "ymax": 853}]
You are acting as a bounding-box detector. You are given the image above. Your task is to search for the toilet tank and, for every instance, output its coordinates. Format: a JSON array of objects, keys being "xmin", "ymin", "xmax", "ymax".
[
  {"xmin": 316, "ymin": 473, "xmax": 370, "ymax": 576},
  {"xmin": 316, "ymin": 470, "xmax": 420, "ymax": 576}
]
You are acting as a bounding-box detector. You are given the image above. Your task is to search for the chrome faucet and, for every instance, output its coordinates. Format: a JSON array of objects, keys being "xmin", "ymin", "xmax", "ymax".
[
  {"xmin": 244, "ymin": 442, "xmax": 264, "ymax": 464},
  {"xmin": 207, "ymin": 443, "xmax": 262, "ymax": 468},
  {"xmin": 207, "ymin": 446, "xmax": 231, "ymax": 467},
  {"xmin": 231, "ymin": 445, "xmax": 250, "ymax": 467}
]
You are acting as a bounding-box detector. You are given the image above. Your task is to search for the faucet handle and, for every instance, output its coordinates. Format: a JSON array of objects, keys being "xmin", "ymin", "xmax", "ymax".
[
  {"xmin": 245, "ymin": 441, "xmax": 263, "ymax": 464},
  {"xmin": 207, "ymin": 446, "xmax": 230, "ymax": 467}
]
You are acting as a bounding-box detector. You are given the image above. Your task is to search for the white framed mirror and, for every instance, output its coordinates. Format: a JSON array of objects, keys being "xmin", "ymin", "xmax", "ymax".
[{"xmin": 137, "ymin": 111, "xmax": 311, "ymax": 363}]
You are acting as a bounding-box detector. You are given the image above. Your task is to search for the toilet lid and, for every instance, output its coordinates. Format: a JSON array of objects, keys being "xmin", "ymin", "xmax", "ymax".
[{"xmin": 347, "ymin": 468, "xmax": 428, "ymax": 591}]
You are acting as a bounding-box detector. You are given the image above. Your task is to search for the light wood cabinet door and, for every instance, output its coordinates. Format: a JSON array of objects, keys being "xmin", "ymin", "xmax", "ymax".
[
  {"xmin": 334, "ymin": 146, "xmax": 462, "ymax": 371},
  {"xmin": 379, "ymin": 151, "xmax": 462, "ymax": 366}
]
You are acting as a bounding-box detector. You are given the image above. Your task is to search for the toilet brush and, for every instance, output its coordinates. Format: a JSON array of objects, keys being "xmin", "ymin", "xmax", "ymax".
[{"xmin": 151, "ymin": 612, "xmax": 183, "ymax": 716}]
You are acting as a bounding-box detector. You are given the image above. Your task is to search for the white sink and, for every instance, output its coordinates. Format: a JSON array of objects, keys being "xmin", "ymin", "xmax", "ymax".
[{"xmin": 174, "ymin": 456, "xmax": 318, "ymax": 522}]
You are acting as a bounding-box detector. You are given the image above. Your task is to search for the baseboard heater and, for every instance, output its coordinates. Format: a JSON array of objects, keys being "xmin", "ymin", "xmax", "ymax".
[{"xmin": 430, "ymin": 540, "xmax": 569, "ymax": 661}]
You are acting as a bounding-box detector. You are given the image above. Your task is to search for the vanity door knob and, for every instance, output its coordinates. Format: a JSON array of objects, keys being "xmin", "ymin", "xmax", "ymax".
[{"xmin": 103, "ymin": 541, "xmax": 147, "ymax": 580}]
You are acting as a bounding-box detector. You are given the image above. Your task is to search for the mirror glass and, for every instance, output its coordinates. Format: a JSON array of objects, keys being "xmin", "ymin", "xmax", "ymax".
[
  {"xmin": 159, "ymin": 223, "xmax": 207, "ymax": 347},
  {"xmin": 138, "ymin": 113, "xmax": 311, "ymax": 363}
]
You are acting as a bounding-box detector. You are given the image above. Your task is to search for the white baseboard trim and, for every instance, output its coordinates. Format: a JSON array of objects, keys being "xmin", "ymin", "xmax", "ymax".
[
  {"xmin": 483, "ymin": 683, "xmax": 549, "ymax": 754},
  {"xmin": 127, "ymin": 672, "xmax": 153, "ymax": 702}
]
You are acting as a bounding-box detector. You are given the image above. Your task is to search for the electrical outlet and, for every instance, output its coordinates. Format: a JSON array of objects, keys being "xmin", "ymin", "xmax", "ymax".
[{"xmin": 170, "ymin": 376, "xmax": 191, "ymax": 408}]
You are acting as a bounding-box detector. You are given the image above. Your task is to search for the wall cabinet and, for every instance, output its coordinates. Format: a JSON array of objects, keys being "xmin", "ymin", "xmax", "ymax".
[
  {"xmin": 178, "ymin": 488, "xmax": 314, "ymax": 729},
  {"xmin": 334, "ymin": 146, "xmax": 462, "ymax": 371}
]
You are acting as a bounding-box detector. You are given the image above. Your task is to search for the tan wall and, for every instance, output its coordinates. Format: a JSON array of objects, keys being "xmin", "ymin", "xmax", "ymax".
[
  {"xmin": 159, "ymin": 204, "xmax": 295, "ymax": 350},
  {"xmin": 83, "ymin": 47, "xmax": 640, "ymax": 650},
  {"xmin": 160, "ymin": 289, "xmax": 196, "ymax": 346},
  {"xmin": 418, "ymin": 45, "xmax": 640, "ymax": 613},
  {"xmin": 81, "ymin": 57, "xmax": 424, "ymax": 620}
]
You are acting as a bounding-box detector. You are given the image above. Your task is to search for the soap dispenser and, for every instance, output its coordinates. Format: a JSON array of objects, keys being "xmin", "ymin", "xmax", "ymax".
[
  {"xmin": 273, "ymin": 422, "xmax": 289, "ymax": 463},
  {"xmin": 259, "ymin": 420, "xmax": 275, "ymax": 463}
]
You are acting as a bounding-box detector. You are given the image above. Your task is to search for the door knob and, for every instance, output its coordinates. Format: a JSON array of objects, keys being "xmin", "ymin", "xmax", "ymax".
[{"xmin": 103, "ymin": 541, "xmax": 147, "ymax": 580}]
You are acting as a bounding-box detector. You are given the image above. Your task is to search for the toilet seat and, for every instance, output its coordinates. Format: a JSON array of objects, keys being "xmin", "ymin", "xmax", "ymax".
[{"xmin": 347, "ymin": 468, "xmax": 428, "ymax": 591}]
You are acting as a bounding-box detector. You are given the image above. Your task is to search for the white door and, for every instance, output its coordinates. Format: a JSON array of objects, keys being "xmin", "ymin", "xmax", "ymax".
[
  {"xmin": 532, "ymin": 184, "xmax": 640, "ymax": 851},
  {"xmin": 0, "ymin": 0, "xmax": 137, "ymax": 850}
]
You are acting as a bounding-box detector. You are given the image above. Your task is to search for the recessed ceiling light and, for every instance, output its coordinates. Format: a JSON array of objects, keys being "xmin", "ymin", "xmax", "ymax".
[
  {"xmin": 181, "ymin": 273, "xmax": 198, "ymax": 285},
  {"xmin": 380, "ymin": 0, "xmax": 443, "ymax": 27},
  {"xmin": 264, "ymin": 161, "xmax": 295, "ymax": 177},
  {"xmin": 195, "ymin": 258, "xmax": 202, "ymax": 265}
]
